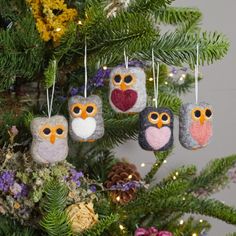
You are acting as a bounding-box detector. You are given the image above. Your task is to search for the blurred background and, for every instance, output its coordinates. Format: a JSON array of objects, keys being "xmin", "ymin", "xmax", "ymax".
[{"xmin": 115, "ymin": 0, "xmax": 236, "ymax": 235}]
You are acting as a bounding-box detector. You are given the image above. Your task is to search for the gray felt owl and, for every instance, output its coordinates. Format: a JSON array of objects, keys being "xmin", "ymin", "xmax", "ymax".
[
  {"xmin": 179, "ymin": 102, "xmax": 213, "ymax": 150},
  {"xmin": 139, "ymin": 107, "xmax": 174, "ymax": 151},
  {"xmin": 68, "ymin": 95, "xmax": 104, "ymax": 142},
  {"xmin": 109, "ymin": 66, "xmax": 147, "ymax": 113},
  {"xmin": 30, "ymin": 115, "xmax": 68, "ymax": 164}
]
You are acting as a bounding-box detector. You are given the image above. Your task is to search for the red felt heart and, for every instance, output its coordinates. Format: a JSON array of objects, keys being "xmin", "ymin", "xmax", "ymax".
[{"xmin": 111, "ymin": 89, "xmax": 138, "ymax": 112}]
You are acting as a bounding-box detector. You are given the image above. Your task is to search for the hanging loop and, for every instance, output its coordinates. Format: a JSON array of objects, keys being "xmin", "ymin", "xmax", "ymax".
[
  {"xmin": 84, "ymin": 37, "xmax": 88, "ymax": 98},
  {"xmin": 46, "ymin": 59, "xmax": 57, "ymax": 118},
  {"xmin": 124, "ymin": 49, "xmax": 129, "ymax": 69},
  {"xmin": 152, "ymin": 49, "xmax": 159, "ymax": 108},
  {"xmin": 195, "ymin": 43, "xmax": 199, "ymax": 104}
]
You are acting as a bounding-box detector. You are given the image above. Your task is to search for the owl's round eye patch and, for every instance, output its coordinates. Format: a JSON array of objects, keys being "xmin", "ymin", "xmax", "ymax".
[
  {"xmin": 43, "ymin": 128, "xmax": 51, "ymax": 135},
  {"xmin": 73, "ymin": 106, "xmax": 81, "ymax": 114},
  {"xmin": 86, "ymin": 106, "xmax": 94, "ymax": 113},
  {"xmin": 205, "ymin": 108, "xmax": 212, "ymax": 118},
  {"xmin": 148, "ymin": 112, "xmax": 159, "ymax": 124},
  {"xmin": 113, "ymin": 74, "xmax": 121, "ymax": 84},
  {"xmin": 124, "ymin": 75, "xmax": 133, "ymax": 84},
  {"xmin": 161, "ymin": 113, "xmax": 170, "ymax": 123},
  {"xmin": 56, "ymin": 128, "xmax": 63, "ymax": 135}
]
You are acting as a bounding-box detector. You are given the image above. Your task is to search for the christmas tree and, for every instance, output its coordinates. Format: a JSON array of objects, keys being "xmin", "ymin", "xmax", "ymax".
[{"xmin": 0, "ymin": 0, "xmax": 235, "ymax": 235}]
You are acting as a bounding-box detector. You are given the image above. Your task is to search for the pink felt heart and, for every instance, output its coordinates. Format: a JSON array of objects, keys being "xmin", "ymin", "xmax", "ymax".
[
  {"xmin": 111, "ymin": 89, "xmax": 137, "ymax": 112},
  {"xmin": 145, "ymin": 126, "xmax": 171, "ymax": 150},
  {"xmin": 190, "ymin": 122, "xmax": 213, "ymax": 146}
]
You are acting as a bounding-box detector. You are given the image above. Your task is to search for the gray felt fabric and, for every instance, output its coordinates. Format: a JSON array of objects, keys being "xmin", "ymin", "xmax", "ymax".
[
  {"xmin": 179, "ymin": 102, "xmax": 213, "ymax": 150},
  {"xmin": 138, "ymin": 107, "xmax": 174, "ymax": 151},
  {"xmin": 68, "ymin": 95, "xmax": 104, "ymax": 142},
  {"xmin": 109, "ymin": 66, "xmax": 147, "ymax": 113},
  {"xmin": 30, "ymin": 115, "xmax": 68, "ymax": 164}
]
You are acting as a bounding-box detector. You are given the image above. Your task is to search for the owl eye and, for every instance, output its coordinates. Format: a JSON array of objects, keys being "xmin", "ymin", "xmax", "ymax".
[
  {"xmin": 161, "ymin": 113, "xmax": 170, "ymax": 124},
  {"xmin": 124, "ymin": 75, "xmax": 133, "ymax": 84},
  {"xmin": 56, "ymin": 128, "xmax": 64, "ymax": 135},
  {"xmin": 73, "ymin": 106, "xmax": 81, "ymax": 115},
  {"xmin": 43, "ymin": 128, "xmax": 51, "ymax": 135},
  {"xmin": 86, "ymin": 106, "xmax": 94, "ymax": 114},
  {"xmin": 205, "ymin": 108, "xmax": 212, "ymax": 119},
  {"xmin": 194, "ymin": 109, "xmax": 201, "ymax": 119},
  {"xmin": 148, "ymin": 112, "xmax": 159, "ymax": 124},
  {"xmin": 113, "ymin": 75, "xmax": 121, "ymax": 84}
]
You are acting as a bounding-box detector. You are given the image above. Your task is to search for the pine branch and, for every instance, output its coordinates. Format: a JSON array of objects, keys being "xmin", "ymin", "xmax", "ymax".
[
  {"xmin": 137, "ymin": 31, "xmax": 229, "ymax": 66},
  {"xmin": 144, "ymin": 150, "xmax": 173, "ymax": 183},
  {"xmin": 156, "ymin": 7, "xmax": 202, "ymax": 33},
  {"xmin": 80, "ymin": 214, "xmax": 119, "ymax": 236},
  {"xmin": 129, "ymin": 0, "xmax": 173, "ymax": 14},
  {"xmin": 190, "ymin": 154, "xmax": 236, "ymax": 195},
  {"xmin": 40, "ymin": 181, "xmax": 72, "ymax": 236}
]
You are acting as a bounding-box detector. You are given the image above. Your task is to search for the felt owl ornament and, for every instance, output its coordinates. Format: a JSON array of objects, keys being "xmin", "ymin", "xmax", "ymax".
[
  {"xmin": 109, "ymin": 66, "xmax": 147, "ymax": 113},
  {"xmin": 68, "ymin": 95, "xmax": 104, "ymax": 142},
  {"xmin": 179, "ymin": 102, "xmax": 213, "ymax": 150},
  {"xmin": 30, "ymin": 115, "xmax": 68, "ymax": 164},
  {"xmin": 139, "ymin": 107, "xmax": 174, "ymax": 151}
]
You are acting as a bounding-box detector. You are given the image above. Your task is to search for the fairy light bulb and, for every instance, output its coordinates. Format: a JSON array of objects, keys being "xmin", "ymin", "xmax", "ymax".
[
  {"xmin": 119, "ymin": 224, "xmax": 125, "ymax": 230},
  {"xmin": 55, "ymin": 28, "xmax": 61, "ymax": 32},
  {"xmin": 163, "ymin": 160, "xmax": 167, "ymax": 164},
  {"xmin": 78, "ymin": 20, "xmax": 82, "ymax": 25},
  {"xmin": 175, "ymin": 172, "xmax": 179, "ymax": 176},
  {"xmin": 173, "ymin": 176, "xmax": 177, "ymax": 180},
  {"xmin": 149, "ymin": 77, "xmax": 154, "ymax": 81},
  {"xmin": 141, "ymin": 163, "xmax": 146, "ymax": 167},
  {"xmin": 182, "ymin": 197, "xmax": 186, "ymax": 201},
  {"xmin": 128, "ymin": 175, "xmax": 132, "ymax": 180},
  {"xmin": 179, "ymin": 219, "xmax": 184, "ymax": 225},
  {"xmin": 199, "ymin": 219, "xmax": 203, "ymax": 223},
  {"xmin": 192, "ymin": 233, "xmax": 197, "ymax": 236},
  {"xmin": 169, "ymin": 72, "xmax": 174, "ymax": 77},
  {"xmin": 103, "ymin": 65, "xmax": 108, "ymax": 70},
  {"xmin": 165, "ymin": 81, "xmax": 168, "ymax": 85},
  {"xmin": 116, "ymin": 196, "xmax": 120, "ymax": 202}
]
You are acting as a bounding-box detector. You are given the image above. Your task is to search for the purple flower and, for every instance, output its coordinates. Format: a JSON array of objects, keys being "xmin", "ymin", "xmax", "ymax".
[
  {"xmin": 90, "ymin": 185, "xmax": 97, "ymax": 192},
  {"xmin": 70, "ymin": 87, "xmax": 79, "ymax": 96},
  {"xmin": 110, "ymin": 181, "xmax": 142, "ymax": 191},
  {"xmin": 158, "ymin": 231, "xmax": 173, "ymax": 236},
  {"xmin": 92, "ymin": 67, "xmax": 111, "ymax": 88},
  {"xmin": 171, "ymin": 67, "xmax": 178, "ymax": 75}
]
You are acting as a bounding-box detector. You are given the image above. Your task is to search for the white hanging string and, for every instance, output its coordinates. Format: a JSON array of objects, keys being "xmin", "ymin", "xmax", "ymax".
[
  {"xmin": 152, "ymin": 49, "xmax": 159, "ymax": 108},
  {"xmin": 84, "ymin": 38, "xmax": 88, "ymax": 98},
  {"xmin": 195, "ymin": 43, "xmax": 199, "ymax": 104},
  {"xmin": 124, "ymin": 49, "xmax": 129, "ymax": 69},
  {"xmin": 46, "ymin": 60, "xmax": 57, "ymax": 118}
]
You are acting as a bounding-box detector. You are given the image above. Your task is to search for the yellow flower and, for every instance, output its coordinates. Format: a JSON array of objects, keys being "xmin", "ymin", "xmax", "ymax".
[
  {"xmin": 27, "ymin": 0, "xmax": 77, "ymax": 43},
  {"xmin": 66, "ymin": 202, "xmax": 98, "ymax": 233}
]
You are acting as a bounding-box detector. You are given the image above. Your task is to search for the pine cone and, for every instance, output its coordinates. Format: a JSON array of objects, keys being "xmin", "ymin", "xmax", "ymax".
[{"xmin": 104, "ymin": 162, "xmax": 141, "ymax": 204}]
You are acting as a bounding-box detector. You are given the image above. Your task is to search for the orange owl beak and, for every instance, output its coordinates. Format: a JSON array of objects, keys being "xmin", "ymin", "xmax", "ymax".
[
  {"xmin": 157, "ymin": 120, "xmax": 163, "ymax": 129},
  {"xmin": 50, "ymin": 133, "xmax": 56, "ymax": 144},
  {"xmin": 81, "ymin": 110, "xmax": 87, "ymax": 120},
  {"xmin": 120, "ymin": 82, "xmax": 127, "ymax": 91},
  {"xmin": 200, "ymin": 115, "xmax": 205, "ymax": 125}
]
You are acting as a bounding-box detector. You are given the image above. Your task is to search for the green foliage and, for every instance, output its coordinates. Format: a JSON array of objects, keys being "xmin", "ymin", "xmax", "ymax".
[
  {"xmin": 40, "ymin": 180, "xmax": 73, "ymax": 236},
  {"xmin": 80, "ymin": 214, "xmax": 119, "ymax": 236},
  {"xmin": 0, "ymin": 216, "xmax": 38, "ymax": 236}
]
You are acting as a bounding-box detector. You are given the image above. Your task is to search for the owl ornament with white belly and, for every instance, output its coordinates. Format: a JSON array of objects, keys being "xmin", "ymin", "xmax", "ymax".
[
  {"xmin": 179, "ymin": 102, "xmax": 213, "ymax": 150},
  {"xmin": 30, "ymin": 115, "xmax": 68, "ymax": 164},
  {"xmin": 109, "ymin": 66, "xmax": 147, "ymax": 113},
  {"xmin": 68, "ymin": 95, "xmax": 104, "ymax": 142},
  {"xmin": 138, "ymin": 107, "xmax": 174, "ymax": 151}
]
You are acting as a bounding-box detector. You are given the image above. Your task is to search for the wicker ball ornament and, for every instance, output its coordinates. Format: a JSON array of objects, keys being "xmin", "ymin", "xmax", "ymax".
[
  {"xmin": 66, "ymin": 202, "xmax": 98, "ymax": 234},
  {"xmin": 104, "ymin": 162, "xmax": 141, "ymax": 204}
]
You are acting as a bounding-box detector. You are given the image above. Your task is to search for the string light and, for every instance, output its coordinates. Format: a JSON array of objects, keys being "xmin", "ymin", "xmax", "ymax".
[
  {"xmin": 182, "ymin": 197, "xmax": 186, "ymax": 201},
  {"xmin": 153, "ymin": 98, "xmax": 157, "ymax": 102},
  {"xmin": 179, "ymin": 219, "xmax": 184, "ymax": 225},
  {"xmin": 128, "ymin": 175, "xmax": 132, "ymax": 179},
  {"xmin": 175, "ymin": 172, "xmax": 179, "ymax": 176},
  {"xmin": 165, "ymin": 81, "xmax": 168, "ymax": 85},
  {"xmin": 119, "ymin": 224, "xmax": 125, "ymax": 230},
  {"xmin": 116, "ymin": 196, "xmax": 120, "ymax": 202},
  {"xmin": 78, "ymin": 20, "xmax": 83, "ymax": 25},
  {"xmin": 173, "ymin": 176, "xmax": 177, "ymax": 180},
  {"xmin": 103, "ymin": 65, "xmax": 108, "ymax": 70},
  {"xmin": 169, "ymin": 73, "xmax": 174, "ymax": 77},
  {"xmin": 192, "ymin": 233, "xmax": 197, "ymax": 236},
  {"xmin": 141, "ymin": 163, "xmax": 146, "ymax": 167},
  {"xmin": 199, "ymin": 219, "xmax": 203, "ymax": 223},
  {"xmin": 163, "ymin": 160, "xmax": 167, "ymax": 164},
  {"xmin": 55, "ymin": 28, "xmax": 61, "ymax": 32},
  {"xmin": 149, "ymin": 77, "xmax": 154, "ymax": 81}
]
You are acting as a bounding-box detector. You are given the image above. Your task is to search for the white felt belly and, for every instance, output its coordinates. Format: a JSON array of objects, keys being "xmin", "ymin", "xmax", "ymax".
[{"xmin": 72, "ymin": 117, "xmax": 96, "ymax": 139}]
